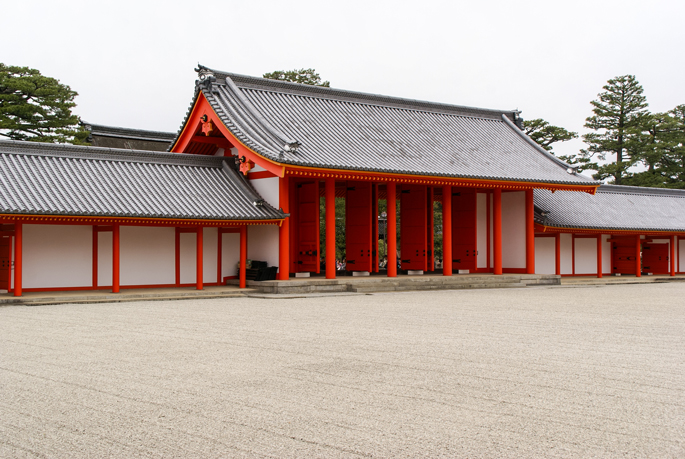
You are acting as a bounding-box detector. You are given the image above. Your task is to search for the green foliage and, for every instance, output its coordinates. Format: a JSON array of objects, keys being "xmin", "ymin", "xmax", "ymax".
[
  {"xmin": 522, "ymin": 118, "xmax": 577, "ymax": 154},
  {"xmin": 263, "ymin": 68, "xmax": 330, "ymax": 87},
  {"xmin": 0, "ymin": 63, "xmax": 88, "ymax": 144},
  {"xmin": 575, "ymin": 75, "xmax": 650, "ymax": 184}
]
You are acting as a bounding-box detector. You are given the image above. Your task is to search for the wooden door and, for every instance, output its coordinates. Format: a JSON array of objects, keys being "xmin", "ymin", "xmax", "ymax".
[
  {"xmin": 0, "ymin": 237, "xmax": 10, "ymax": 290},
  {"xmin": 452, "ymin": 188, "xmax": 477, "ymax": 271},
  {"xmin": 296, "ymin": 181, "xmax": 320, "ymax": 273},
  {"xmin": 612, "ymin": 237, "xmax": 637, "ymax": 274},
  {"xmin": 642, "ymin": 243, "xmax": 669, "ymax": 274},
  {"xmin": 345, "ymin": 181, "xmax": 373, "ymax": 271},
  {"xmin": 400, "ymin": 185, "xmax": 427, "ymax": 270}
]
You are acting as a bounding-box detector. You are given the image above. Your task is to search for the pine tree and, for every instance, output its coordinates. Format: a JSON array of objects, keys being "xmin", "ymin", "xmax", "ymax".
[
  {"xmin": 0, "ymin": 64, "xmax": 88, "ymax": 144},
  {"xmin": 263, "ymin": 68, "xmax": 330, "ymax": 87},
  {"xmin": 522, "ymin": 118, "xmax": 577, "ymax": 154},
  {"xmin": 579, "ymin": 75, "xmax": 650, "ymax": 184}
]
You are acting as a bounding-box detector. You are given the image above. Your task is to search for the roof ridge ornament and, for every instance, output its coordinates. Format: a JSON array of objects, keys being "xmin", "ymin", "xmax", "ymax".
[{"xmin": 195, "ymin": 64, "xmax": 216, "ymax": 89}]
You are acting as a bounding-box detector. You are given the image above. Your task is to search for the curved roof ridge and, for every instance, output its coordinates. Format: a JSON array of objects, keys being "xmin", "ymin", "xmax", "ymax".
[
  {"xmin": 0, "ymin": 139, "xmax": 224, "ymax": 168},
  {"xmin": 597, "ymin": 184, "xmax": 685, "ymax": 197},
  {"xmin": 205, "ymin": 66, "xmax": 514, "ymax": 121}
]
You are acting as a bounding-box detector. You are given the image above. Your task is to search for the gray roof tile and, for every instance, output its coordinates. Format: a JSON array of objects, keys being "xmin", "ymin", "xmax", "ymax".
[
  {"xmin": 535, "ymin": 185, "xmax": 685, "ymax": 232},
  {"xmin": 0, "ymin": 140, "xmax": 285, "ymax": 221},
  {"xmin": 174, "ymin": 67, "xmax": 598, "ymax": 187}
]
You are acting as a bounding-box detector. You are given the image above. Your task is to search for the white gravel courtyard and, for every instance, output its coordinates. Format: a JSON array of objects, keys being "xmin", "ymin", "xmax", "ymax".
[{"xmin": 1, "ymin": 284, "xmax": 683, "ymax": 458}]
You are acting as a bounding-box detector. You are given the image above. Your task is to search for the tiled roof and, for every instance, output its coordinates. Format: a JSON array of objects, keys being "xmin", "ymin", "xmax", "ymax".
[
  {"xmin": 82, "ymin": 122, "xmax": 177, "ymax": 143},
  {"xmin": 535, "ymin": 185, "xmax": 685, "ymax": 232},
  {"xmin": 172, "ymin": 66, "xmax": 598, "ymax": 188},
  {"xmin": 0, "ymin": 140, "xmax": 285, "ymax": 221}
]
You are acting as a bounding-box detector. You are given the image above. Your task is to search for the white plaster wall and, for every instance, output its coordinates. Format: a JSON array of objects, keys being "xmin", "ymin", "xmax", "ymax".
[
  {"xmin": 501, "ymin": 191, "xmax": 525, "ymax": 269},
  {"xmin": 23, "ymin": 224, "xmax": 92, "ymax": 289},
  {"xmin": 98, "ymin": 231, "xmax": 113, "ymax": 286},
  {"xmin": 560, "ymin": 233, "xmax": 573, "ymax": 275},
  {"xmin": 248, "ymin": 225, "xmax": 279, "ymax": 268},
  {"xmin": 120, "ymin": 226, "xmax": 175, "ymax": 286},
  {"xmin": 250, "ymin": 176, "xmax": 280, "ymax": 209},
  {"xmin": 534, "ymin": 237, "xmax": 556, "ymax": 274},
  {"xmin": 203, "ymin": 227, "xmax": 218, "ymax": 284},
  {"xmin": 476, "ymin": 193, "xmax": 487, "ymax": 268},
  {"xmin": 679, "ymin": 239, "xmax": 684, "ymax": 272},
  {"xmin": 574, "ymin": 238, "xmax": 597, "ymax": 275},
  {"xmin": 179, "ymin": 232, "xmax": 196, "ymax": 284},
  {"xmin": 221, "ymin": 233, "xmax": 240, "ymax": 278},
  {"xmin": 602, "ymin": 234, "xmax": 611, "ymax": 274}
]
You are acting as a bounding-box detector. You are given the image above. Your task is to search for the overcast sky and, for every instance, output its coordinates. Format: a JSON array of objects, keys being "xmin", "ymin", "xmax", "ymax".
[{"xmin": 4, "ymin": 0, "xmax": 685, "ymax": 160}]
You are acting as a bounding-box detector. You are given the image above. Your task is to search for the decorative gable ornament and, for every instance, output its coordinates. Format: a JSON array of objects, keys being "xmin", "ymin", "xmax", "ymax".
[{"xmin": 200, "ymin": 115, "xmax": 214, "ymax": 136}]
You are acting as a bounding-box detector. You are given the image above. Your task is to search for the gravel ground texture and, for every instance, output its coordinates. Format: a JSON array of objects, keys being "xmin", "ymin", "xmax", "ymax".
[{"xmin": 0, "ymin": 284, "xmax": 683, "ymax": 458}]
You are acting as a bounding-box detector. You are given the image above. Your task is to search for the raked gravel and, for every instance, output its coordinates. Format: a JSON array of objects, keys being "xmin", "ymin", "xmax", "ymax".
[{"xmin": 0, "ymin": 284, "xmax": 683, "ymax": 458}]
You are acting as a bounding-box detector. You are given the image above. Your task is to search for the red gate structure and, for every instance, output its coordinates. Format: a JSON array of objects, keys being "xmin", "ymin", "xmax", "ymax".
[
  {"xmin": 452, "ymin": 188, "xmax": 477, "ymax": 272},
  {"xmin": 400, "ymin": 185, "xmax": 427, "ymax": 271},
  {"xmin": 296, "ymin": 181, "xmax": 320, "ymax": 273},
  {"xmin": 346, "ymin": 181, "xmax": 373, "ymax": 272},
  {"xmin": 642, "ymin": 243, "xmax": 669, "ymax": 274},
  {"xmin": 612, "ymin": 237, "xmax": 638, "ymax": 275}
]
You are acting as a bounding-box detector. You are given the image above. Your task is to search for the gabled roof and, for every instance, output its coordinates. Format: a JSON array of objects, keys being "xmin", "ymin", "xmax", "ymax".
[
  {"xmin": 171, "ymin": 66, "xmax": 598, "ymax": 188},
  {"xmin": 82, "ymin": 122, "xmax": 177, "ymax": 143},
  {"xmin": 535, "ymin": 185, "xmax": 685, "ymax": 233},
  {"xmin": 0, "ymin": 140, "xmax": 285, "ymax": 221}
]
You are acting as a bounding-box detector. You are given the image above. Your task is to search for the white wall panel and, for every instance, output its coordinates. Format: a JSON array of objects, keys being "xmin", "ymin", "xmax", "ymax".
[
  {"xmin": 23, "ymin": 224, "xmax": 92, "ymax": 289},
  {"xmin": 221, "ymin": 233, "xmax": 240, "ymax": 278},
  {"xmin": 560, "ymin": 233, "xmax": 573, "ymax": 275},
  {"xmin": 203, "ymin": 227, "xmax": 218, "ymax": 284},
  {"xmin": 534, "ymin": 237, "xmax": 556, "ymax": 274},
  {"xmin": 120, "ymin": 226, "xmax": 174, "ymax": 286},
  {"xmin": 248, "ymin": 225, "xmax": 279, "ymax": 268},
  {"xmin": 476, "ymin": 193, "xmax": 487, "ymax": 268},
  {"xmin": 250, "ymin": 177, "xmax": 279, "ymax": 209},
  {"xmin": 501, "ymin": 191, "xmax": 525, "ymax": 269},
  {"xmin": 574, "ymin": 238, "xmax": 597, "ymax": 275},
  {"xmin": 97, "ymin": 231, "xmax": 113, "ymax": 286},
  {"xmin": 679, "ymin": 239, "xmax": 684, "ymax": 273},
  {"xmin": 180, "ymin": 232, "xmax": 196, "ymax": 284}
]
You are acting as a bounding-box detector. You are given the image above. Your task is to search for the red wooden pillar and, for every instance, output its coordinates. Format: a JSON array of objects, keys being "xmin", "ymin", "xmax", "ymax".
[
  {"xmin": 442, "ymin": 185, "xmax": 452, "ymax": 276},
  {"xmin": 387, "ymin": 181, "xmax": 397, "ymax": 278},
  {"xmin": 174, "ymin": 228, "xmax": 181, "ymax": 286},
  {"xmin": 196, "ymin": 227, "xmax": 203, "ymax": 290},
  {"xmin": 112, "ymin": 223, "xmax": 120, "ymax": 293},
  {"xmin": 596, "ymin": 234, "xmax": 603, "ymax": 278},
  {"xmin": 13, "ymin": 222, "xmax": 22, "ymax": 297},
  {"xmin": 325, "ymin": 178, "xmax": 336, "ymax": 279},
  {"xmin": 92, "ymin": 226, "xmax": 98, "ymax": 288},
  {"xmin": 278, "ymin": 176, "xmax": 290, "ymax": 280},
  {"xmin": 635, "ymin": 235, "xmax": 641, "ymax": 277},
  {"xmin": 486, "ymin": 192, "xmax": 491, "ymax": 271},
  {"xmin": 239, "ymin": 226, "xmax": 247, "ymax": 288},
  {"xmin": 525, "ymin": 189, "xmax": 535, "ymax": 274},
  {"xmin": 555, "ymin": 233, "xmax": 561, "ymax": 276},
  {"xmin": 671, "ymin": 235, "xmax": 676, "ymax": 276},
  {"xmin": 493, "ymin": 188, "xmax": 502, "ymax": 275}
]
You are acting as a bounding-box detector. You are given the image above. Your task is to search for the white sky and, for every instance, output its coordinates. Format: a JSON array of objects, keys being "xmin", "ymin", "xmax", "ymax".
[{"xmin": 4, "ymin": 0, "xmax": 685, "ymax": 161}]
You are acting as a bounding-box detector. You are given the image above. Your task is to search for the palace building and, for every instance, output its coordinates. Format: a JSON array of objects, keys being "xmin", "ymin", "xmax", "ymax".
[{"xmin": 0, "ymin": 65, "xmax": 682, "ymax": 296}]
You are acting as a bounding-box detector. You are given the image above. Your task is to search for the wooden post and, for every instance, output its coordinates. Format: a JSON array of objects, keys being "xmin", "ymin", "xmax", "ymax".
[
  {"xmin": 671, "ymin": 235, "xmax": 676, "ymax": 277},
  {"xmin": 525, "ymin": 189, "xmax": 535, "ymax": 274},
  {"xmin": 112, "ymin": 224, "xmax": 120, "ymax": 293},
  {"xmin": 13, "ymin": 222, "xmax": 22, "ymax": 297},
  {"xmin": 196, "ymin": 227, "xmax": 203, "ymax": 290},
  {"xmin": 387, "ymin": 181, "xmax": 397, "ymax": 278},
  {"xmin": 174, "ymin": 227, "xmax": 180, "ymax": 287},
  {"xmin": 278, "ymin": 176, "xmax": 290, "ymax": 280},
  {"xmin": 555, "ymin": 233, "xmax": 561, "ymax": 276},
  {"xmin": 442, "ymin": 185, "xmax": 452, "ymax": 276},
  {"xmin": 493, "ymin": 188, "xmax": 502, "ymax": 275},
  {"xmin": 92, "ymin": 226, "xmax": 98, "ymax": 288},
  {"xmin": 635, "ymin": 235, "xmax": 641, "ymax": 277},
  {"xmin": 596, "ymin": 234, "xmax": 603, "ymax": 278},
  {"xmin": 325, "ymin": 178, "xmax": 336, "ymax": 279},
  {"xmin": 486, "ymin": 192, "xmax": 491, "ymax": 271},
  {"xmin": 239, "ymin": 226, "xmax": 247, "ymax": 288}
]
